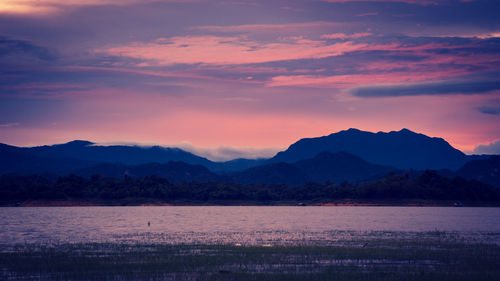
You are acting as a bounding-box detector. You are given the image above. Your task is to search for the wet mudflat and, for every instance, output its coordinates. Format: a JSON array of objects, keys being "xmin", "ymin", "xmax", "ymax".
[{"xmin": 1, "ymin": 231, "xmax": 499, "ymax": 281}]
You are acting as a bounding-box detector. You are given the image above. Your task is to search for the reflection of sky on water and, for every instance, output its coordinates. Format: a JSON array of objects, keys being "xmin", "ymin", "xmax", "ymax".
[{"xmin": 0, "ymin": 206, "xmax": 499, "ymax": 245}]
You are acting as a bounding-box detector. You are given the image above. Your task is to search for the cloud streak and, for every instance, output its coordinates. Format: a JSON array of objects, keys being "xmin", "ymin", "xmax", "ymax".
[
  {"xmin": 352, "ymin": 80, "xmax": 500, "ymax": 97},
  {"xmin": 477, "ymin": 105, "xmax": 500, "ymax": 115},
  {"xmin": 0, "ymin": 36, "xmax": 55, "ymax": 62},
  {"xmin": 0, "ymin": 122, "xmax": 20, "ymax": 128},
  {"xmin": 321, "ymin": 33, "xmax": 372, "ymax": 39},
  {"xmin": 191, "ymin": 21, "xmax": 353, "ymax": 35}
]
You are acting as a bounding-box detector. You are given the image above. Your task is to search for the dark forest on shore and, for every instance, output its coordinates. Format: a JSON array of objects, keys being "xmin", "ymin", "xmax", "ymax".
[{"xmin": 2, "ymin": 170, "xmax": 499, "ymax": 206}]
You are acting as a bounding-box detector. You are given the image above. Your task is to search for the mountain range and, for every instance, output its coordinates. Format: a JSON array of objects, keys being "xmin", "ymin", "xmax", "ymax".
[{"xmin": 0, "ymin": 128, "xmax": 498, "ymax": 187}]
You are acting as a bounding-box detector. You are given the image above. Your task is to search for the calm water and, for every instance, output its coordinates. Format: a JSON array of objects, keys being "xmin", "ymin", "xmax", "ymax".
[{"xmin": 1, "ymin": 206, "xmax": 499, "ymax": 246}]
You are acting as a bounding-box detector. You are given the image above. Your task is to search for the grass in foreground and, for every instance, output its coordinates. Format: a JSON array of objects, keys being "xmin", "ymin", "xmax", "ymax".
[{"xmin": 1, "ymin": 235, "xmax": 499, "ymax": 281}]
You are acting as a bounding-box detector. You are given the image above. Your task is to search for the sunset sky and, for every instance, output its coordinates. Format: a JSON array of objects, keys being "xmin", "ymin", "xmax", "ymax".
[{"xmin": 1, "ymin": 0, "xmax": 499, "ymax": 160}]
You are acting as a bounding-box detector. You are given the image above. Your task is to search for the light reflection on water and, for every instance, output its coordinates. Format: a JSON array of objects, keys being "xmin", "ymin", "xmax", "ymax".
[{"xmin": 0, "ymin": 206, "xmax": 499, "ymax": 245}]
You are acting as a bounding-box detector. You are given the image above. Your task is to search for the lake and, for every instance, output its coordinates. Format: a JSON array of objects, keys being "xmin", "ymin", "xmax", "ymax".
[{"xmin": 1, "ymin": 206, "xmax": 499, "ymax": 246}]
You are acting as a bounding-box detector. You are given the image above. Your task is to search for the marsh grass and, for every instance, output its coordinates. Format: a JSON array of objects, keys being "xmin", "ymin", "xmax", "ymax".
[{"xmin": 1, "ymin": 232, "xmax": 499, "ymax": 281}]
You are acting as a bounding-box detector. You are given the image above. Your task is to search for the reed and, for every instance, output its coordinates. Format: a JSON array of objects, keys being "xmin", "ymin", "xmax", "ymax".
[{"xmin": 1, "ymin": 233, "xmax": 499, "ymax": 281}]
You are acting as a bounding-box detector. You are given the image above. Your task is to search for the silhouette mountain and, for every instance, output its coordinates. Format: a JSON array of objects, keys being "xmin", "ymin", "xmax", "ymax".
[
  {"xmin": 0, "ymin": 141, "xmax": 220, "ymax": 176},
  {"xmin": 231, "ymin": 151, "xmax": 397, "ymax": 185},
  {"xmin": 24, "ymin": 140, "xmax": 213, "ymax": 166},
  {"xmin": 270, "ymin": 128, "xmax": 468, "ymax": 170},
  {"xmin": 457, "ymin": 155, "xmax": 500, "ymax": 187},
  {"xmin": 0, "ymin": 143, "xmax": 94, "ymax": 176}
]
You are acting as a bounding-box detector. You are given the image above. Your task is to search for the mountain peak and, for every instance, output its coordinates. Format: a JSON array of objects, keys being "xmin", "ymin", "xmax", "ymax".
[
  {"xmin": 271, "ymin": 128, "xmax": 467, "ymax": 170},
  {"xmin": 329, "ymin": 128, "xmax": 365, "ymax": 137},
  {"xmin": 346, "ymin": 128, "xmax": 361, "ymax": 132},
  {"xmin": 398, "ymin": 128, "xmax": 413, "ymax": 133},
  {"xmin": 341, "ymin": 128, "xmax": 364, "ymax": 134},
  {"xmin": 62, "ymin": 140, "xmax": 94, "ymax": 147}
]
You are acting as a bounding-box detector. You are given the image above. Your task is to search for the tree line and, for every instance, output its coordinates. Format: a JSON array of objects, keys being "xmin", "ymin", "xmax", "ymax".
[{"xmin": 1, "ymin": 170, "xmax": 499, "ymax": 203}]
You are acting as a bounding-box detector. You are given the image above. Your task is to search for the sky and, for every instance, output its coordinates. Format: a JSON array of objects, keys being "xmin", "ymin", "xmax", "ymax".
[{"xmin": 1, "ymin": 0, "xmax": 500, "ymax": 160}]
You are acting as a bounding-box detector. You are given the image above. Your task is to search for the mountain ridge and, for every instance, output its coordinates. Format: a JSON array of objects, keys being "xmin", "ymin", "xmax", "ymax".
[
  {"xmin": 1, "ymin": 128, "xmax": 498, "ymax": 185},
  {"xmin": 269, "ymin": 128, "xmax": 468, "ymax": 170}
]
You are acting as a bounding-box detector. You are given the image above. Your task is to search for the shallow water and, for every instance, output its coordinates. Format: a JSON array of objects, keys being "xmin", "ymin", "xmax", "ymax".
[{"xmin": 0, "ymin": 206, "xmax": 499, "ymax": 245}]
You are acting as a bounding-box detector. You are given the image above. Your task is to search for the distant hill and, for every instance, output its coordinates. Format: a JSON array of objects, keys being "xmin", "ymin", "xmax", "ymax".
[
  {"xmin": 231, "ymin": 162, "xmax": 307, "ymax": 186},
  {"xmin": 294, "ymin": 151, "xmax": 397, "ymax": 184},
  {"xmin": 457, "ymin": 155, "xmax": 500, "ymax": 188},
  {"xmin": 0, "ymin": 143, "xmax": 94, "ymax": 176},
  {"xmin": 209, "ymin": 158, "xmax": 266, "ymax": 173},
  {"xmin": 24, "ymin": 140, "xmax": 213, "ymax": 166},
  {"xmin": 74, "ymin": 161, "xmax": 219, "ymax": 183},
  {"xmin": 270, "ymin": 128, "xmax": 468, "ymax": 170},
  {"xmin": 0, "ymin": 140, "xmax": 265, "ymax": 174},
  {"xmin": 231, "ymin": 151, "xmax": 397, "ymax": 185},
  {"xmin": 0, "ymin": 140, "xmax": 217, "ymax": 176}
]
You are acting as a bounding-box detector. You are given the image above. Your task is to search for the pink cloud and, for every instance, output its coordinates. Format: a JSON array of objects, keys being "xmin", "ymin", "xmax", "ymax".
[
  {"xmin": 264, "ymin": 41, "xmax": 493, "ymax": 88},
  {"xmin": 101, "ymin": 35, "xmax": 468, "ymax": 68},
  {"xmin": 191, "ymin": 21, "xmax": 350, "ymax": 34},
  {"xmin": 94, "ymin": 37, "xmax": 499, "ymax": 90},
  {"xmin": 267, "ymin": 72, "xmax": 453, "ymax": 88},
  {"xmin": 101, "ymin": 35, "xmax": 369, "ymax": 65},
  {"xmin": 321, "ymin": 32, "xmax": 372, "ymax": 39}
]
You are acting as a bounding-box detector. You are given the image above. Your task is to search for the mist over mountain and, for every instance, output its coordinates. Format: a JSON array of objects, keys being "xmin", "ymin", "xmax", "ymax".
[{"xmin": 270, "ymin": 128, "xmax": 468, "ymax": 170}]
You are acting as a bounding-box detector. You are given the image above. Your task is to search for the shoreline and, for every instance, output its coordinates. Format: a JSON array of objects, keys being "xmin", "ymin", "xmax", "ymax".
[{"xmin": 2, "ymin": 199, "xmax": 500, "ymax": 207}]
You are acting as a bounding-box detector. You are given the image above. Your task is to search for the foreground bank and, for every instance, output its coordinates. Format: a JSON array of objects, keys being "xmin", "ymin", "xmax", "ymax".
[{"xmin": 1, "ymin": 232, "xmax": 499, "ymax": 281}]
